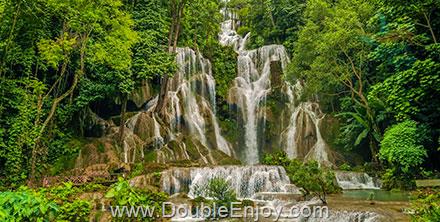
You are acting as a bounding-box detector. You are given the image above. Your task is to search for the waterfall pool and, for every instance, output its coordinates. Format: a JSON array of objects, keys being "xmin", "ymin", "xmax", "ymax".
[{"xmin": 341, "ymin": 189, "xmax": 410, "ymax": 202}]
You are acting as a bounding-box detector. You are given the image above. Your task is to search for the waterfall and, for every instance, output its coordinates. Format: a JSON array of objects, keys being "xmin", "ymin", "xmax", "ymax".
[
  {"xmin": 232, "ymin": 46, "xmax": 290, "ymax": 164},
  {"xmin": 124, "ymin": 47, "xmax": 233, "ymax": 162},
  {"xmin": 161, "ymin": 165, "xmax": 291, "ymax": 199},
  {"xmin": 221, "ymin": 3, "xmax": 332, "ymax": 165},
  {"xmin": 168, "ymin": 48, "xmax": 233, "ymax": 156},
  {"xmin": 152, "ymin": 115, "xmax": 164, "ymax": 147},
  {"xmin": 335, "ymin": 171, "xmax": 381, "ymax": 190}
]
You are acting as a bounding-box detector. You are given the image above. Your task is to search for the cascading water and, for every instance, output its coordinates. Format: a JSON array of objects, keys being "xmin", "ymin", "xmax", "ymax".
[
  {"xmin": 123, "ymin": 47, "xmax": 233, "ymax": 163},
  {"xmin": 228, "ymin": 45, "xmax": 290, "ymax": 164},
  {"xmin": 169, "ymin": 48, "xmax": 233, "ymax": 156},
  {"xmin": 161, "ymin": 165, "xmax": 291, "ymax": 199},
  {"xmin": 335, "ymin": 171, "xmax": 381, "ymax": 190},
  {"xmin": 221, "ymin": 4, "xmax": 332, "ymax": 165}
]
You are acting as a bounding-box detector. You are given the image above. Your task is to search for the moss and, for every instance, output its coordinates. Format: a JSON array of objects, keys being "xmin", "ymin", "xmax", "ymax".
[
  {"xmin": 218, "ymin": 118, "xmax": 239, "ymax": 144},
  {"xmin": 49, "ymin": 137, "xmax": 87, "ymax": 175},
  {"xmin": 211, "ymin": 150, "xmax": 241, "ymax": 165},
  {"xmin": 97, "ymin": 143, "xmax": 105, "ymax": 153},
  {"xmin": 183, "ymin": 137, "xmax": 202, "ymax": 160},
  {"xmin": 144, "ymin": 151, "xmax": 157, "ymax": 163}
]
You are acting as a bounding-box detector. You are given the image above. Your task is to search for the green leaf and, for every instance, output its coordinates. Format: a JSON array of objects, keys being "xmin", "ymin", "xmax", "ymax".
[{"xmin": 355, "ymin": 128, "xmax": 369, "ymax": 146}]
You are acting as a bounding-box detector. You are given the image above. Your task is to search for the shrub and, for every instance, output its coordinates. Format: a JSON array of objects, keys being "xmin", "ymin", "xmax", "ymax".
[
  {"xmin": 339, "ymin": 163, "xmax": 352, "ymax": 171},
  {"xmin": 263, "ymin": 152, "xmax": 340, "ymax": 204},
  {"xmin": 379, "ymin": 120, "xmax": 428, "ymax": 189},
  {"xmin": 380, "ymin": 120, "xmax": 427, "ymax": 174},
  {"xmin": 0, "ymin": 187, "xmax": 59, "ymax": 221},
  {"xmin": 290, "ymin": 161, "xmax": 341, "ymax": 204},
  {"xmin": 205, "ymin": 177, "xmax": 237, "ymax": 204},
  {"xmin": 57, "ymin": 199, "xmax": 92, "ymax": 222},
  {"xmin": 262, "ymin": 151, "xmax": 292, "ymax": 167},
  {"xmin": 105, "ymin": 178, "xmax": 168, "ymax": 221},
  {"xmin": 411, "ymin": 189, "xmax": 440, "ymax": 221},
  {"xmin": 192, "ymin": 177, "xmax": 238, "ymax": 218}
]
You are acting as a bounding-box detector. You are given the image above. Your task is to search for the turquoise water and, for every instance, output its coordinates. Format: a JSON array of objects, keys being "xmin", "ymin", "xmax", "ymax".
[{"xmin": 342, "ymin": 189, "xmax": 410, "ymax": 202}]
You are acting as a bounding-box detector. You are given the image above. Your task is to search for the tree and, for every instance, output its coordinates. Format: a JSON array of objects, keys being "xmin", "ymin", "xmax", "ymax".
[
  {"xmin": 288, "ymin": 161, "xmax": 340, "ymax": 204},
  {"xmin": 155, "ymin": 0, "xmax": 188, "ymax": 116},
  {"xmin": 368, "ymin": 0, "xmax": 440, "ymax": 169},
  {"xmin": 118, "ymin": 0, "xmax": 175, "ymax": 144},
  {"xmin": 263, "ymin": 152, "xmax": 340, "ymax": 204},
  {"xmin": 0, "ymin": 0, "xmax": 137, "ymax": 185},
  {"xmin": 288, "ymin": 0, "xmax": 381, "ymax": 162},
  {"xmin": 227, "ymin": 0, "xmax": 306, "ymax": 52}
]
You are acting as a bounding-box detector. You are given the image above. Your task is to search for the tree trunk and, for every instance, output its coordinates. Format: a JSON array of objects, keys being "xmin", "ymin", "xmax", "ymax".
[
  {"xmin": 369, "ymin": 134, "xmax": 379, "ymax": 163},
  {"xmin": 156, "ymin": 0, "xmax": 186, "ymax": 116},
  {"xmin": 119, "ymin": 95, "xmax": 128, "ymax": 145},
  {"xmin": 29, "ymin": 32, "xmax": 89, "ymax": 183}
]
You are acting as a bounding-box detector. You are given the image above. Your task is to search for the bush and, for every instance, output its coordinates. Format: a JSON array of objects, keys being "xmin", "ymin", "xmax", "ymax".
[
  {"xmin": 105, "ymin": 178, "xmax": 168, "ymax": 221},
  {"xmin": 57, "ymin": 199, "xmax": 92, "ymax": 222},
  {"xmin": 411, "ymin": 189, "xmax": 440, "ymax": 221},
  {"xmin": 380, "ymin": 120, "xmax": 427, "ymax": 174},
  {"xmin": 262, "ymin": 151, "xmax": 292, "ymax": 167},
  {"xmin": 263, "ymin": 152, "xmax": 341, "ymax": 204},
  {"xmin": 379, "ymin": 120, "xmax": 428, "ymax": 189},
  {"xmin": 339, "ymin": 163, "xmax": 352, "ymax": 171},
  {"xmin": 289, "ymin": 161, "xmax": 341, "ymax": 204},
  {"xmin": 0, "ymin": 187, "xmax": 59, "ymax": 221},
  {"xmin": 192, "ymin": 177, "xmax": 238, "ymax": 218},
  {"xmin": 381, "ymin": 168, "xmax": 415, "ymax": 190},
  {"xmin": 205, "ymin": 177, "xmax": 237, "ymax": 204}
]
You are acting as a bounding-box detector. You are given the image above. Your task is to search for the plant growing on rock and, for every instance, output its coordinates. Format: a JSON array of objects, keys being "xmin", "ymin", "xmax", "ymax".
[{"xmin": 192, "ymin": 177, "xmax": 238, "ymax": 218}]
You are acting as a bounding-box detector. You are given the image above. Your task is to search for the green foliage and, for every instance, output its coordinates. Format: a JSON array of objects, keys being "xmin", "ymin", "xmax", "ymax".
[
  {"xmin": 379, "ymin": 120, "xmax": 428, "ymax": 190},
  {"xmin": 289, "ymin": 161, "xmax": 341, "ymax": 204},
  {"xmin": 181, "ymin": 0, "xmax": 222, "ymax": 51},
  {"xmin": 228, "ymin": 0, "xmax": 306, "ymax": 52},
  {"xmin": 0, "ymin": 0, "xmax": 139, "ymax": 186},
  {"xmin": 381, "ymin": 168, "xmax": 415, "ymax": 190},
  {"xmin": 0, "ymin": 79, "xmax": 44, "ymax": 186},
  {"xmin": 126, "ymin": 0, "xmax": 176, "ymax": 81},
  {"xmin": 105, "ymin": 178, "xmax": 168, "ymax": 220},
  {"xmin": 193, "ymin": 177, "xmax": 238, "ymax": 218},
  {"xmin": 57, "ymin": 199, "xmax": 91, "ymax": 222},
  {"xmin": 0, "ymin": 187, "xmax": 59, "ymax": 221},
  {"xmin": 209, "ymin": 44, "xmax": 237, "ymax": 100},
  {"xmin": 263, "ymin": 152, "xmax": 340, "ymax": 203},
  {"xmin": 380, "ymin": 120, "xmax": 428, "ymax": 174},
  {"xmin": 205, "ymin": 177, "xmax": 237, "ymax": 204},
  {"xmin": 411, "ymin": 189, "xmax": 440, "ymax": 221},
  {"xmin": 339, "ymin": 163, "xmax": 352, "ymax": 171},
  {"xmin": 0, "ymin": 183, "xmax": 102, "ymax": 221},
  {"xmin": 262, "ymin": 151, "xmax": 291, "ymax": 167}
]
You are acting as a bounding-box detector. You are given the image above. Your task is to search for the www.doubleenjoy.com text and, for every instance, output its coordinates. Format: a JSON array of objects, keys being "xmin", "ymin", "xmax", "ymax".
[{"xmin": 108, "ymin": 202, "xmax": 329, "ymax": 221}]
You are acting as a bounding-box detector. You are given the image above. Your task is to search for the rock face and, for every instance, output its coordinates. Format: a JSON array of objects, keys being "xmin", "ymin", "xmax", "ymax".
[
  {"xmin": 75, "ymin": 126, "xmax": 145, "ymax": 169},
  {"xmin": 128, "ymin": 80, "xmax": 152, "ymax": 108}
]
